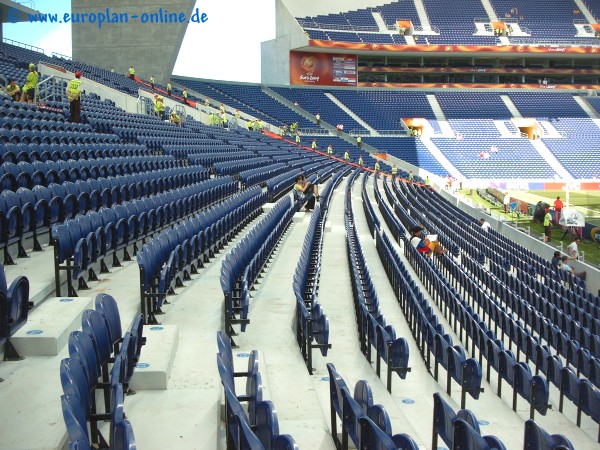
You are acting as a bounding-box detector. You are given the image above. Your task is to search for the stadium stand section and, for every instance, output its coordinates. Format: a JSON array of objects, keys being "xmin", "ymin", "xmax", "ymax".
[{"xmin": 2, "ymin": 2, "xmax": 600, "ymax": 445}]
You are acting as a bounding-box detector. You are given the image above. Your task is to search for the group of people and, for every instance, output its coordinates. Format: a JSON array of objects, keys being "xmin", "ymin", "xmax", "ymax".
[
  {"xmin": 247, "ymin": 119, "xmax": 263, "ymax": 132},
  {"xmin": 209, "ymin": 111, "xmax": 227, "ymax": 127},
  {"xmin": 410, "ymin": 226, "xmax": 447, "ymax": 257},
  {"xmin": 4, "ymin": 63, "xmax": 39, "ymax": 105},
  {"xmin": 550, "ymin": 237, "xmax": 587, "ymax": 282}
]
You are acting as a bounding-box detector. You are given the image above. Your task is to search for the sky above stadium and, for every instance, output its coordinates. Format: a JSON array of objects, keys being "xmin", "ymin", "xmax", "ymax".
[{"xmin": 3, "ymin": 0, "xmax": 276, "ymax": 82}]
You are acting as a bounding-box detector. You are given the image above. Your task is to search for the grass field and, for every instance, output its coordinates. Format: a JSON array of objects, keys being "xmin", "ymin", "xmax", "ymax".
[
  {"xmin": 462, "ymin": 189, "xmax": 600, "ymax": 268},
  {"xmin": 527, "ymin": 190, "xmax": 600, "ymax": 219}
]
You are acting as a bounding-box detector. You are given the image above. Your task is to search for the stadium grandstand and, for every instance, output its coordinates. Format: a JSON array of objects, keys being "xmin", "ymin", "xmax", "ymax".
[{"xmin": 1, "ymin": 0, "xmax": 600, "ymax": 449}]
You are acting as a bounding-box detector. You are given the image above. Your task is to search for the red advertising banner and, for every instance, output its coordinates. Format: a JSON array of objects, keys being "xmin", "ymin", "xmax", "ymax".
[
  {"xmin": 309, "ymin": 39, "xmax": 600, "ymax": 54},
  {"xmin": 358, "ymin": 82, "xmax": 600, "ymax": 89},
  {"xmin": 290, "ymin": 51, "xmax": 357, "ymax": 86}
]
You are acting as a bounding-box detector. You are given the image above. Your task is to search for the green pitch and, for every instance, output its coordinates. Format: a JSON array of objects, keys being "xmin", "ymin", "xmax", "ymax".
[{"xmin": 527, "ymin": 190, "xmax": 600, "ymax": 219}]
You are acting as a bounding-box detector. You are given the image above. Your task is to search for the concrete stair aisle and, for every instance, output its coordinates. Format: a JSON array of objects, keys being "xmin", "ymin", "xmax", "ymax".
[
  {"xmin": 574, "ymin": 95, "xmax": 600, "ymax": 119},
  {"xmin": 500, "ymin": 95, "xmax": 523, "ymax": 118},
  {"xmin": 530, "ymin": 139, "xmax": 573, "ymax": 180},
  {"xmin": 324, "ymin": 92, "xmax": 379, "ymax": 135},
  {"xmin": 372, "ymin": 11, "xmax": 390, "ymax": 32},
  {"xmin": 413, "ymin": 0, "xmax": 432, "ymax": 30},
  {"xmin": 480, "ymin": 0, "xmax": 499, "ymax": 21},
  {"xmin": 573, "ymin": 0, "xmax": 597, "ymax": 24}
]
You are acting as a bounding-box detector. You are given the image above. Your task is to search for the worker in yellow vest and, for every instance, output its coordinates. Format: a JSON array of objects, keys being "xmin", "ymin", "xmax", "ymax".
[
  {"xmin": 344, "ymin": 150, "xmax": 349, "ymax": 160},
  {"xmin": 358, "ymin": 155, "xmax": 363, "ymax": 167},
  {"xmin": 66, "ymin": 71, "xmax": 83, "ymax": 123},
  {"xmin": 128, "ymin": 65, "xmax": 135, "ymax": 80},
  {"xmin": 154, "ymin": 95, "xmax": 165, "ymax": 119},
  {"xmin": 356, "ymin": 136, "xmax": 362, "ymax": 148},
  {"xmin": 150, "ymin": 76, "xmax": 155, "ymax": 89},
  {"xmin": 22, "ymin": 63, "xmax": 38, "ymax": 104},
  {"xmin": 374, "ymin": 161, "xmax": 380, "ymax": 172},
  {"xmin": 205, "ymin": 97, "xmax": 210, "ymax": 107},
  {"xmin": 235, "ymin": 109, "xmax": 241, "ymax": 119},
  {"xmin": 408, "ymin": 170, "xmax": 414, "ymax": 182},
  {"xmin": 6, "ymin": 80, "xmax": 21, "ymax": 101},
  {"xmin": 327, "ymin": 144, "xmax": 333, "ymax": 155},
  {"xmin": 167, "ymin": 81, "xmax": 172, "ymax": 97},
  {"xmin": 424, "ymin": 176, "xmax": 431, "ymax": 186},
  {"xmin": 391, "ymin": 164, "xmax": 398, "ymax": 178},
  {"xmin": 311, "ymin": 139, "xmax": 317, "ymax": 149},
  {"xmin": 295, "ymin": 132, "xmax": 300, "ymax": 143},
  {"xmin": 170, "ymin": 111, "xmax": 182, "ymax": 127},
  {"xmin": 316, "ymin": 112, "xmax": 320, "ymax": 125},
  {"xmin": 220, "ymin": 104, "xmax": 225, "ymax": 114},
  {"xmin": 247, "ymin": 120, "xmax": 253, "ymax": 131},
  {"xmin": 221, "ymin": 113, "xmax": 228, "ymax": 128},
  {"xmin": 182, "ymin": 89, "xmax": 188, "ymax": 105}
]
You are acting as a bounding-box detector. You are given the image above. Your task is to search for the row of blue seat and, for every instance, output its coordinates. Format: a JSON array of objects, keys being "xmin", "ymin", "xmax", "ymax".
[
  {"xmin": 0, "ymin": 263, "xmax": 30, "ymax": 362},
  {"xmin": 0, "ymin": 155, "xmax": 179, "ymax": 191},
  {"xmin": 60, "ymin": 294, "xmax": 143, "ymax": 449},
  {"xmin": 215, "ymin": 157, "xmax": 272, "ymax": 177},
  {"xmin": 187, "ymin": 151, "xmax": 255, "ymax": 167},
  {"xmin": 372, "ymin": 180, "xmax": 484, "ymax": 410},
  {"xmin": 466, "ymin": 258, "xmax": 600, "ymax": 389},
  {"xmin": 326, "ymin": 363, "xmax": 419, "ymax": 450},
  {"xmin": 267, "ymin": 169, "xmax": 302, "ymax": 203},
  {"xmin": 0, "ymin": 167, "xmax": 208, "ymax": 265},
  {"xmin": 52, "ymin": 177, "xmax": 236, "ymax": 297},
  {"xmin": 0, "ymin": 142, "xmax": 151, "ymax": 165},
  {"xmin": 293, "ymin": 203, "xmax": 331, "ymax": 374},
  {"xmin": 0, "ymin": 128, "xmax": 118, "ymax": 147},
  {"xmin": 216, "ymin": 331, "xmax": 298, "ymax": 449},
  {"xmin": 221, "ymin": 196, "xmax": 296, "ymax": 340},
  {"xmin": 346, "ymin": 172, "xmax": 411, "ymax": 393},
  {"xmin": 384, "ymin": 179, "xmax": 600, "ymax": 436},
  {"xmin": 137, "ymin": 185, "xmax": 265, "ymax": 324},
  {"xmin": 239, "ymin": 162, "xmax": 289, "ymax": 187},
  {"xmin": 395, "ymin": 182, "xmax": 600, "ymax": 408},
  {"xmin": 2, "ymin": 116, "xmax": 92, "ymax": 133}
]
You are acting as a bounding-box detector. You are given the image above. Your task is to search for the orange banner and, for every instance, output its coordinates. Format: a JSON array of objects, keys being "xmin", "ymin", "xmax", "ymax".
[
  {"xmin": 359, "ymin": 66, "xmax": 600, "ymax": 74},
  {"xmin": 492, "ymin": 21, "xmax": 506, "ymax": 30},
  {"xmin": 358, "ymin": 82, "xmax": 600, "ymax": 89},
  {"xmin": 290, "ymin": 51, "xmax": 357, "ymax": 86},
  {"xmin": 309, "ymin": 39, "xmax": 600, "ymax": 54},
  {"xmin": 592, "ymin": 24, "xmax": 600, "ymax": 31}
]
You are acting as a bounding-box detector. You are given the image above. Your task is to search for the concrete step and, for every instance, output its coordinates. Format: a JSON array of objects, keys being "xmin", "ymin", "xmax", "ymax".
[
  {"xmin": 130, "ymin": 324, "xmax": 179, "ymax": 390},
  {"xmin": 11, "ymin": 296, "xmax": 93, "ymax": 356}
]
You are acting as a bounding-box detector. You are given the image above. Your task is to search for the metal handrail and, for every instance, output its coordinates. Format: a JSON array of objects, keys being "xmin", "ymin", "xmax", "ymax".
[
  {"xmin": 2, "ymin": 37, "xmax": 45, "ymax": 54},
  {"xmin": 413, "ymin": 25, "xmax": 440, "ymax": 34},
  {"xmin": 51, "ymin": 52, "xmax": 72, "ymax": 60},
  {"xmin": 37, "ymin": 75, "xmax": 69, "ymax": 103}
]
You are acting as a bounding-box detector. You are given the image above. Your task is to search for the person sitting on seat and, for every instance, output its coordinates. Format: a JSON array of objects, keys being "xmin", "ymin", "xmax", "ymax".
[
  {"xmin": 294, "ymin": 174, "xmax": 319, "ymax": 212},
  {"xmin": 170, "ymin": 111, "xmax": 182, "ymax": 127},
  {"xmin": 409, "ymin": 226, "xmax": 432, "ymax": 256},
  {"xmin": 560, "ymin": 256, "xmax": 587, "ymax": 281}
]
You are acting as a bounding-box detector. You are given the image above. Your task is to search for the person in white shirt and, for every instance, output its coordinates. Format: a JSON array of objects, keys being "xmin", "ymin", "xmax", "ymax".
[
  {"xmin": 480, "ymin": 218, "xmax": 491, "ymax": 231},
  {"xmin": 566, "ymin": 237, "xmax": 581, "ymax": 260},
  {"xmin": 503, "ymin": 192, "xmax": 510, "ymax": 213}
]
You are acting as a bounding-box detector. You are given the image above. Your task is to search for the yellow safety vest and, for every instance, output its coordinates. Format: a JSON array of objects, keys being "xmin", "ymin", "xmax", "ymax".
[
  {"xmin": 150, "ymin": 77, "xmax": 155, "ymax": 84},
  {"xmin": 67, "ymin": 79, "xmax": 82, "ymax": 99},
  {"xmin": 183, "ymin": 91, "xmax": 188, "ymax": 99},
  {"xmin": 154, "ymin": 100, "xmax": 165, "ymax": 112},
  {"xmin": 327, "ymin": 146, "xmax": 332, "ymax": 154},
  {"xmin": 23, "ymin": 71, "xmax": 38, "ymax": 91},
  {"xmin": 392, "ymin": 167, "xmax": 398, "ymax": 175},
  {"xmin": 129, "ymin": 67, "xmax": 135, "ymax": 75}
]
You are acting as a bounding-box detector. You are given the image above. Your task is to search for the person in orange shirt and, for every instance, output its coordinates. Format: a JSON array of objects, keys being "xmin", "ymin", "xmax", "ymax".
[{"xmin": 553, "ymin": 196, "xmax": 563, "ymax": 226}]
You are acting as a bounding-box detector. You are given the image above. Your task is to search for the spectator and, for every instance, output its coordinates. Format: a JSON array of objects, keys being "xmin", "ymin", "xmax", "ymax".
[
  {"xmin": 566, "ymin": 237, "xmax": 581, "ymax": 260},
  {"xmin": 553, "ymin": 196, "xmax": 563, "ymax": 225},
  {"xmin": 66, "ymin": 71, "xmax": 83, "ymax": 124},
  {"xmin": 480, "ymin": 218, "xmax": 491, "ymax": 231},
  {"xmin": 550, "ymin": 251, "xmax": 561, "ymax": 271},
  {"xmin": 128, "ymin": 65, "xmax": 135, "ymax": 80},
  {"xmin": 327, "ymin": 144, "xmax": 333, "ymax": 155},
  {"xmin": 344, "ymin": 150, "xmax": 350, "ymax": 161},
  {"xmin": 294, "ymin": 174, "xmax": 319, "ymax": 212},
  {"xmin": 410, "ymin": 226, "xmax": 432, "ymax": 256},
  {"xmin": 543, "ymin": 207, "xmax": 552, "ymax": 242},
  {"xmin": 425, "ymin": 235, "xmax": 447, "ymax": 256},
  {"xmin": 22, "ymin": 63, "xmax": 38, "ymax": 104},
  {"xmin": 560, "ymin": 256, "xmax": 587, "ymax": 281},
  {"xmin": 358, "ymin": 155, "xmax": 364, "ymax": 167},
  {"xmin": 5, "ymin": 80, "xmax": 21, "ymax": 101}
]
